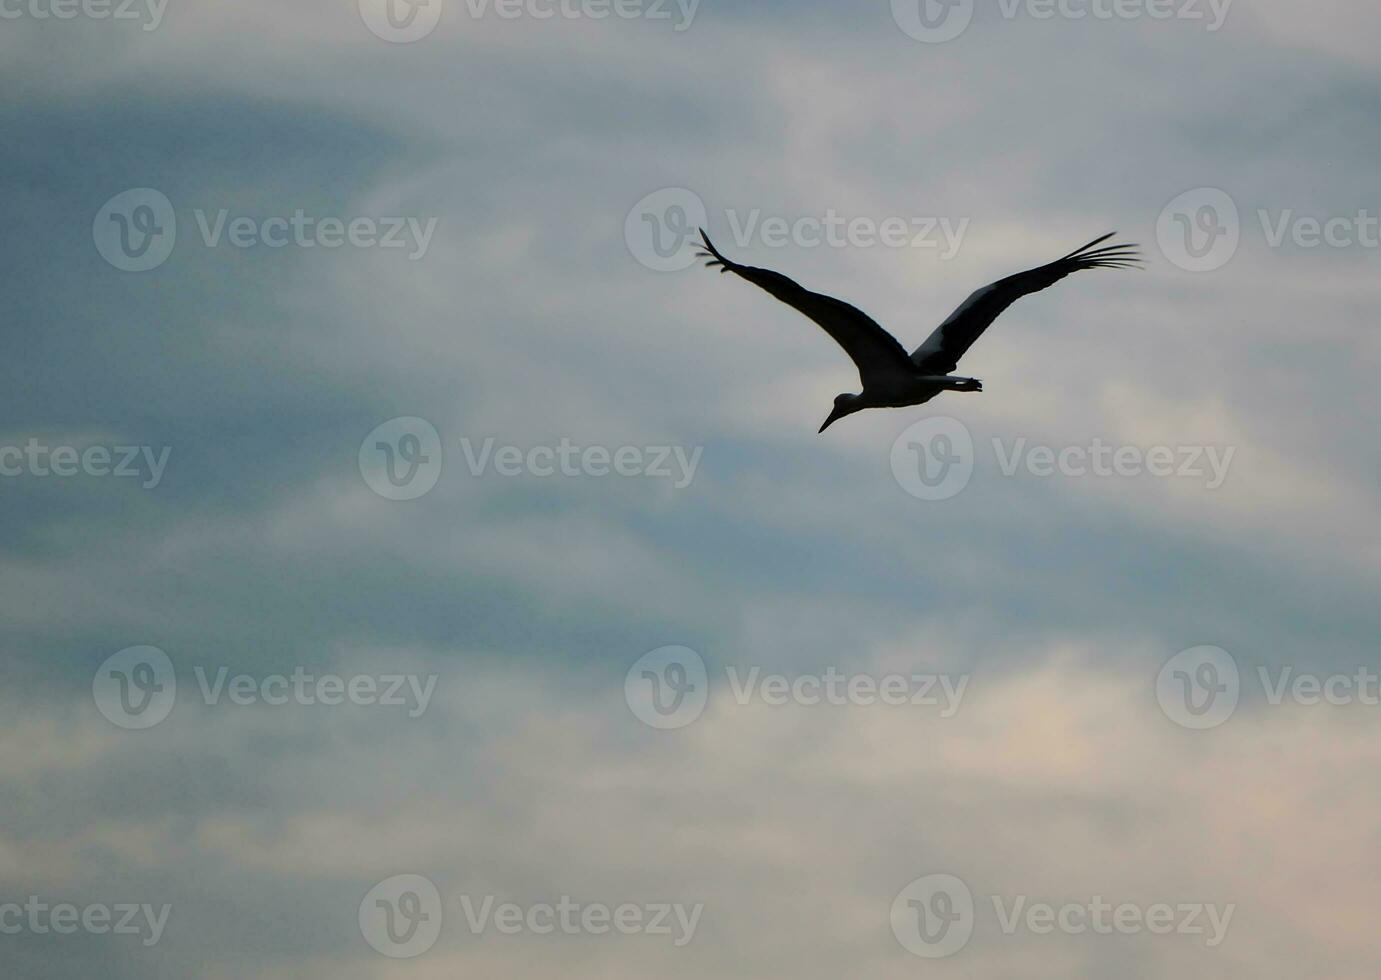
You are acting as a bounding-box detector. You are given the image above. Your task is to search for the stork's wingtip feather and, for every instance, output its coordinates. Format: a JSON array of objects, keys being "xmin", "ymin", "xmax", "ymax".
[{"xmin": 1062, "ymin": 231, "xmax": 1119, "ymax": 260}]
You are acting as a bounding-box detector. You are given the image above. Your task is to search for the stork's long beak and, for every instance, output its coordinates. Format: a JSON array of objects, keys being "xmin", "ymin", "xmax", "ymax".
[{"xmin": 819, "ymin": 406, "xmax": 844, "ymax": 433}]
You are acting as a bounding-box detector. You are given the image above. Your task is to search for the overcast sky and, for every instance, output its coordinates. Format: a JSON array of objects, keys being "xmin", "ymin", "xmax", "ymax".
[{"xmin": 3, "ymin": 0, "xmax": 1381, "ymax": 977}]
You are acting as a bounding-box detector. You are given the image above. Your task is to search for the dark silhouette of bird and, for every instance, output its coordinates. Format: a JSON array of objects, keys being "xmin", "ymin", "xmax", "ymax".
[{"xmin": 694, "ymin": 229, "xmax": 1141, "ymax": 432}]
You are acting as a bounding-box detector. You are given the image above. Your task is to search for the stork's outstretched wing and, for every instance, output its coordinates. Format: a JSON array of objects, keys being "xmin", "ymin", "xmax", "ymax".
[
  {"xmin": 911, "ymin": 233, "xmax": 1142, "ymax": 375},
  {"xmin": 695, "ymin": 230, "xmax": 914, "ymax": 387}
]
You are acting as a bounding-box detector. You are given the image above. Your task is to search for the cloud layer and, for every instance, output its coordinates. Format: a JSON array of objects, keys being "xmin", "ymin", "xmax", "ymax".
[{"xmin": 4, "ymin": 0, "xmax": 1381, "ymax": 976}]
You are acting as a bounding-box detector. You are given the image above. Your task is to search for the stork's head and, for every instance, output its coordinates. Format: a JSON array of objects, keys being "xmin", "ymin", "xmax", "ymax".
[{"xmin": 819, "ymin": 393, "xmax": 863, "ymax": 433}]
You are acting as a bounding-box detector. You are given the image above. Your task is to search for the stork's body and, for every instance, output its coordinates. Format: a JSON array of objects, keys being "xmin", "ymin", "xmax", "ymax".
[{"xmin": 693, "ymin": 230, "xmax": 1141, "ymax": 431}]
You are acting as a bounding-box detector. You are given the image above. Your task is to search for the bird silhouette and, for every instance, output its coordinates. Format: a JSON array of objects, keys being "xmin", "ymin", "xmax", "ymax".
[{"xmin": 694, "ymin": 229, "xmax": 1141, "ymax": 432}]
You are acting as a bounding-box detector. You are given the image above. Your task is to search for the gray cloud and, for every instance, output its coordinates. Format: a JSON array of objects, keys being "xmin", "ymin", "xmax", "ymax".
[{"xmin": 5, "ymin": 0, "xmax": 1381, "ymax": 976}]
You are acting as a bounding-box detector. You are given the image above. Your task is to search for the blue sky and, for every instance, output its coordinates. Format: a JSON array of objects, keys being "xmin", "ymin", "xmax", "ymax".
[{"xmin": 4, "ymin": 1, "xmax": 1381, "ymax": 977}]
